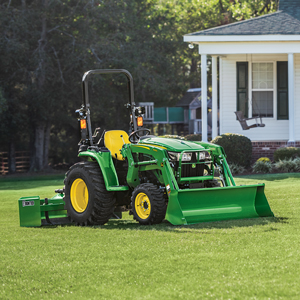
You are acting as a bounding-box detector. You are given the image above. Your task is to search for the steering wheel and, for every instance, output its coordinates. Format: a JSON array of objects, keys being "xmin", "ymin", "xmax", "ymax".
[{"xmin": 129, "ymin": 128, "xmax": 151, "ymax": 143}]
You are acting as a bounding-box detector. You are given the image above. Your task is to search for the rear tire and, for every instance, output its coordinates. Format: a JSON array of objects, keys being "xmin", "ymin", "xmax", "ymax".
[
  {"xmin": 131, "ymin": 183, "xmax": 166, "ymax": 225},
  {"xmin": 64, "ymin": 161, "xmax": 115, "ymax": 225}
]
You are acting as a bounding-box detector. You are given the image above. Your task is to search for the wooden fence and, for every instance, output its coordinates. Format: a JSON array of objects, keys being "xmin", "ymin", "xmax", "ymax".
[{"xmin": 0, "ymin": 151, "xmax": 30, "ymax": 175}]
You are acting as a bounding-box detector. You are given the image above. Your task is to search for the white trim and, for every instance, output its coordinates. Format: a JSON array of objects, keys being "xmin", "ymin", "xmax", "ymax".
[
  {"xmin": 184, "ymin": 35, "xmax": 300, "ymax": 42},
  {"xmin": 248, "ymin": 59, "xmax": 252, "ymax": 118},
  {"xmin": 219, "ymin": 57, "xmax": 223, "ymax": 135},
  {"xmin": 196, "ymin": 41, "xmax": 300, "ymax": 55},
  {"xmin": 274, "ymin": 62, "xmax": 277, "ymax": 120},
  {"xmin": 212, "ymin": 56, "xmax": 218, "ymax": 139},
  {"xmin": 201, "ymin": 54, "xmax": 208, "ymax": 142},
  {"xmin": 288, "ymin": 53, "xmax": 295, "ymax": 142}
]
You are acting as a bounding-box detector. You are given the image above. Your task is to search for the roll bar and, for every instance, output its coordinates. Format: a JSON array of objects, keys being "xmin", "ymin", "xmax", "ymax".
[{"xmin": 81, "ymin": 69, "xmax": 137, "ymax": 146}]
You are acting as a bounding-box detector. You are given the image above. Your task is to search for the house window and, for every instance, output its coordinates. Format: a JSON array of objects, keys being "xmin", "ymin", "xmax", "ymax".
[
  {"xmin": 237, "ymin": 61, "xmax": 288, "ymax": 120},
  {"xmin": 252, "ymin": 63, "xmax": 274, "ymax": 118}
]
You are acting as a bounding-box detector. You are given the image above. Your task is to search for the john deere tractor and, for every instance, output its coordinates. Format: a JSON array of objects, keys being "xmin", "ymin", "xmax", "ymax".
[{"xmin": 18, "ymin": 69, "xmax": 274, "ymax": 227}]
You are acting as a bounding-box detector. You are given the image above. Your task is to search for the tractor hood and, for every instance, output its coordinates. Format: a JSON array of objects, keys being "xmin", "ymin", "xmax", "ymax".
[{"xmin": 139, "ymin": 137, "xmax": 206, "ymax": 152}]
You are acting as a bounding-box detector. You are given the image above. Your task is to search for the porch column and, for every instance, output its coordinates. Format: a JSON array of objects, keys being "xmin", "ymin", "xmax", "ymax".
[
  {"xmin": 288, "ymin": 53, "xmax": 295, "ymax": 143},
  {"xmin": 212, "ymin": 56, "xmax": 218, "ymax": 139},
  {"xmin": 201, "ymin": 54, "xmax": 208, "ymax": 142}
]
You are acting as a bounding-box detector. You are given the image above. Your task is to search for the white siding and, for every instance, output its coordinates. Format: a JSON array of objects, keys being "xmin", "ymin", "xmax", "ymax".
[{"xmin": 220, "ymin": 54, "xmax": 292, "ymax": 141}]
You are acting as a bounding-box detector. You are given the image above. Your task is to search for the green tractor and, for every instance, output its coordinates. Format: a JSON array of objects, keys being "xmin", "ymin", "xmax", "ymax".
[{"xmin": 18, "ymin": 69, "xmax": 274, "ymax": 227}]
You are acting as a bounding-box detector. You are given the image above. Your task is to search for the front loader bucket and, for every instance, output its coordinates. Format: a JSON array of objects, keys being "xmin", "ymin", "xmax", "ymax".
[{"xmin": 165, "ymin": 184, "xmax": 274, "ymax": 225}]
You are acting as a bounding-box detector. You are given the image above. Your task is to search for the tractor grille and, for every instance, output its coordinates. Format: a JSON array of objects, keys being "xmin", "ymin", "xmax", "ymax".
[{"xmin": 181, "ymin": 164, "xmax": 205, "ymax": 178}]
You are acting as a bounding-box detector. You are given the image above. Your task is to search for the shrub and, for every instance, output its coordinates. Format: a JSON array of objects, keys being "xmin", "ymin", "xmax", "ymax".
[
  {"xmin": 257, "ymin": 157, "xmax": 271, "ymax": 163},
  {"xmin": 211, "ymin": 133, "xmax": 252, "ymax": 168},
  {"xmin": 184, "ymin": 134, "xmax": 212, "ymax": 142},
  {"xmin": 294, "ymin": 158, "xmax": 300, "ymax": 171},
  {"xmin": 252, "ymin": 160, "xmax": 273, "ymax": 173},
  {"xmin": 273, "ymin": 147, "xmax": 300, "ymax": 162},
  {"xmin": 185, "ymin": 134, "xmax": 201, "ymax": 141},
  {"xmin": 228, "ymin": 163, "xmax": 246, "ymax": 175},
  {"xmin": 274, "ymin": 158, "xmax": 300, "ymax": 173}
]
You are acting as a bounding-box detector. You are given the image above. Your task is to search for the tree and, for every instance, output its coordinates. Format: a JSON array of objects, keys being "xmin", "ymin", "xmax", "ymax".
[
  {"xmin": 0, "ymin": 0, "xmax": 92, "ymax": 171},
  {"xmin": 0, "ymin": 0, "xmax": 278, "ymax": 171}
]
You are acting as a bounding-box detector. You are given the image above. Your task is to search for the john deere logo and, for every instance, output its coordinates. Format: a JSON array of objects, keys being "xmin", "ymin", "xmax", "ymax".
[{"xmin": 192, "ymin": 163, "xmax": 196, "ymax": 169}]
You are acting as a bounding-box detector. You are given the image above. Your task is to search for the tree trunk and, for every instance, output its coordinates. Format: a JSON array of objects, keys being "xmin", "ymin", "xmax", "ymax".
[
  {"xmin": 29, "ymin": 124, "xmax": 35, "ymax": 171},
  {"xmin": 35, "ymin": 122, "xmax": 45, "ymax": 171},
  {"xmin": 190, "ymin": 58, "xmax": 198, "ymax": 88},
  {"xmin": 43, "ymin": 122, "xmax": 51, "ymax": 168},
  {"xmin": 8, "ymin": 140, "xmax": 16, "ymax": 173},
  {"xmin": 29, "ymin": 121, "xmax": 45, "ymax": 171},
  {"xmin": 29, "ymin": 0, "xmax": 48, "ymax": 172}
]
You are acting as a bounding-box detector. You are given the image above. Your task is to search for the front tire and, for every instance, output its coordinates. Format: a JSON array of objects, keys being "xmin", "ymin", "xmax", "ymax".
[
  {"xmin": 64, "ymin": 161, "xmax": 115, "ymax": 225},
  {"xmin": 131, "ymin": 183, "xmax": 166, "ymax": 225}
]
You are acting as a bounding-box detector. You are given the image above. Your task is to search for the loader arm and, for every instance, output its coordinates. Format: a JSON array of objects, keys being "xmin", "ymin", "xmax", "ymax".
[{"xmin": 193, "ymin": 141, "xmax": 236, "ymax": 187}]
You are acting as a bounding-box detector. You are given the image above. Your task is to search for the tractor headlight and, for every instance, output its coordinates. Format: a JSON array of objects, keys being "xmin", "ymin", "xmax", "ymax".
[
  {"xmin": 168, "ymin": 152, "xmax": 192, "ymax": 161},
  {"xmin": 181, "ymin": 153, "xmax": 192, "ymax": 161},
  {"xmin": 168, "ymin": 151, "xmax": 180, "ymax": 161},
  {"xmin": 199, "ymin": 152, "xmax": 206, "ymax": 160}
]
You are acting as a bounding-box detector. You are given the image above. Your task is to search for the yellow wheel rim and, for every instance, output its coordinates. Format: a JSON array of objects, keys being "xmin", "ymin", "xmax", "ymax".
[
  {"xmin": 135, "ymin": 192, "xmax": 151, "ymax": 219},
  {"xmin": 70, "ymin": 178, "xmax": 89, "ymax": 213}
]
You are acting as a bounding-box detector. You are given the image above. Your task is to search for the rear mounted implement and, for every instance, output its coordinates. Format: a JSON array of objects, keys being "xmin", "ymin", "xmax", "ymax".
[{"xmin": 18, "ymin": 194, "xmax": 69, "ymax": 227}]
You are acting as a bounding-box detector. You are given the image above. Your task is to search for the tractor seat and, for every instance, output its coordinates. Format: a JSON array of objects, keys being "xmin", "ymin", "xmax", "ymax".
[{"xmin": 104, "ymin": 130, "xmax": 129, "ymax": 160}]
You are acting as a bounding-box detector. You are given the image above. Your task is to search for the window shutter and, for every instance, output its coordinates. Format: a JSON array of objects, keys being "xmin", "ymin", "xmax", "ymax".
[
  {"xmin": 236, "ymin": 62, "xmax": 248, "ymax": 117},
  {"xmin": 277, "ymin": 61, "xmax": 288, "ymax": 120}
]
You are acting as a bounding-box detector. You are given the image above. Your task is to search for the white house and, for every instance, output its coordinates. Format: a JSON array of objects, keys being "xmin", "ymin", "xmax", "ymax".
[{"xmin": 184, "ymin": 0, "xmax": 300, "ymax": 159}]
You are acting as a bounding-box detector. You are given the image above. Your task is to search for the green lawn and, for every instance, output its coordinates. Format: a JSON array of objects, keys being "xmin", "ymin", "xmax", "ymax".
[{"xmin": 0, "ymin": 173, "xmax": 300, "ymax": 299}]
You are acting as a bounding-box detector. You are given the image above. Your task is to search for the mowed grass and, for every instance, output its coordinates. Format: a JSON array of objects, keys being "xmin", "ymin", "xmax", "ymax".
[{"xmin": 0, "ymin": 173, "xmax": 300, "ymax": 300}]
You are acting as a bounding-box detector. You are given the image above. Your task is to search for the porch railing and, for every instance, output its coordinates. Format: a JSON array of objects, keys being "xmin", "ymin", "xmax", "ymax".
[{"xmin": 189, "ymin": 119, "xmax": 212, "ymax": 135}]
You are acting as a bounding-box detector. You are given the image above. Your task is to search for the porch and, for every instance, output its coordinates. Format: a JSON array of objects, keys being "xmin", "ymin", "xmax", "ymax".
[{"xmin": 183, "ymin": 0, "xmax": 300, "ymax": 144}]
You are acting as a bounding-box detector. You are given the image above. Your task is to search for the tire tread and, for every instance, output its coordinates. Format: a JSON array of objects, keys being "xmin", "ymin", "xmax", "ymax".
[
  {"xmin": 64, "ymin": 161, "xmax": 115, "ymax": 226},
  {"xmin": 131, "ymin": 183, "xmax": 166, "ymax": 225}
]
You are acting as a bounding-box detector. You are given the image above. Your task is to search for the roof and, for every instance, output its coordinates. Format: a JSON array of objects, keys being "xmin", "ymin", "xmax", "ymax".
[
  {"xmin": 185, "ymin": 0, "xmax": 300, "ymax": 36},
  {"xmin": 189, "ymin": 97, "xmax": 212, "ymax": 110},
  {"xmin": 176, "ymin": 90, "xmax": 201, "ymax": 107},
  {"xmin": 176, "ymin": 88, "xmax": 212, "ymax": 108},
  {"xmin": 280, "ymin": 0, "xmax": 300, "ymax": 19}
]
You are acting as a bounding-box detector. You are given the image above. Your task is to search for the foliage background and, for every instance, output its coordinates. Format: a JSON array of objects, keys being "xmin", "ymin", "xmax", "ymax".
[{"xmin": 0, "ymin": 0, "xmax": 278, "ymax": 171}]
